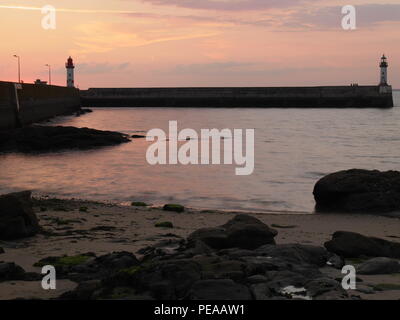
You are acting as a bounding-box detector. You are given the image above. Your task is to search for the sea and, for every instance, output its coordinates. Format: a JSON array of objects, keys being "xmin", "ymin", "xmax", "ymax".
[{"xmin": 0, "ymin": 91, "xmax": 399, "ymax": 214}]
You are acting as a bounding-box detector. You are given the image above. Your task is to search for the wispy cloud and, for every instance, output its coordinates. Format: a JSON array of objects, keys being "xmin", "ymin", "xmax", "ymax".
[
  {"xmin": 2, "ymin": 3, "xmax": 399, "ymax": 31},
  {"xmin": 282, "ymin": 3, "xmax": 400, "ymax": 30},
  {"xmin": 169, "ymin": 61, "xmax": 340, "ymax": 76},
  {"xmin": 75, "ymin": 62, "xmax": 131, "ymax": 74},
  {"xmin": 52, "ymin": 62, "xmax": 131, "ymax": 74},
  {"xmin": 172, "ymin": 61, "xmax": 256, "ymax": 75},
  {"xmin": 138, "ymin": 0, "xmax": 305, "ymax": 11},
  {"xmin": 0, "ymin": 5, "xmax": 153, "ymax": 15},
  {"xmin": 72, "ymin": 21, "xmax": 219, "ymax": 54}
]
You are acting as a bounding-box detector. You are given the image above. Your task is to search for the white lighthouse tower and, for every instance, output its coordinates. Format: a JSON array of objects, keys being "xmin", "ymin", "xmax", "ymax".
[
  {"xmin": 379, "ymin": 54, "xmax": 388, "ymax": 86},
  {"xmin": 66, "ymin": 56, "xmax": 75, "ymax": 88}
]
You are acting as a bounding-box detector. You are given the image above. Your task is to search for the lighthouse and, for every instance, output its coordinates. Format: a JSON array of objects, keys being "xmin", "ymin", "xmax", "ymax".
[
  {"xmin": 66, "ymin": 56, "xmax": 75, "ymax": 88},
  {"xmin": 379, "ymin": 54, "xmax": 388, "ymax": 86}
]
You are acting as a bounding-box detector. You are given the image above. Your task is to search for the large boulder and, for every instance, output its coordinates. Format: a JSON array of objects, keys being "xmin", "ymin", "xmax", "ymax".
[
  {"xmin": 255, "ymin": 244, "xmax": 329, "ymax": 267},
  {"xmin": 0, "ymin": 191, "xmax": 40, "ymax": 240},
  {"xmin": 324, "ymin": 231, "xmax": 400, "ymax": 258},
  {"xmin": 313, "ymin": 169, "xmax": 400, "ymax": 213},
  {"xmin": 188, "ymin": 214, "xmax": 277, "ymax": 250},
  {"xmin": 0, "ymin": 262, "xmax": 25, "ymax": 282},
  {"xmin": 357, "ymin": 257, "xmax": 400, "ymax": 275}
]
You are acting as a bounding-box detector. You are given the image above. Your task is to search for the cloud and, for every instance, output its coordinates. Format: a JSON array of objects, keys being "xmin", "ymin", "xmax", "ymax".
[
  {"xmin": 139, "ymin": 0, "xmax": 305, "ymax": 11},
  {"xmin": 122, "ymin": 3, "xmax": 400, "ymax": 31},
  {"xmin": 168, "ymin": 61, "xmax": 337, "ymax": 76},
  {"xmin": 172, "ymin": 61, "xmax": 256, "ymax": 75},
  {"xmin": 75, "ymin": 62, "xmax": 131, "ymax": 74},
  {"xmin": 72, "ymin": 21, "xmax": 219, "ymax": 54},
  {"xmin": 53, "ymin": 62, "xmax": 131, "ymax": 74},
  {"xmin": 285, "ymin": 4, "xmax": 400, "ymax": 30}
]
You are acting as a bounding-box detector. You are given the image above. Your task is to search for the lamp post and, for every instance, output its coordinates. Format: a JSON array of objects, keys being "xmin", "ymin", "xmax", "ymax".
[
  {"xmin": 13, "ymin": 55, "xmax": 21, "ymax": 83},
  {"xmin": 45, "ymin": 64, "xmax": 51, "ymax": 85}
]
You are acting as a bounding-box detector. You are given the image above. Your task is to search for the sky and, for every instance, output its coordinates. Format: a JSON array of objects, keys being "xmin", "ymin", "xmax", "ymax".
[{"xmin": 0, "ymin": 0, "xmax": 399, "ymax": 89}]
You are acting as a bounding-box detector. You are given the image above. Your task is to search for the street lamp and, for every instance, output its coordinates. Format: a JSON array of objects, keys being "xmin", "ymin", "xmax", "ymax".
[
  {"xmin": 13, "ymin": 55, "xmax": 21, "ymax": 83},
  {"xmin": 45, "ymin": 64, "xmax": 51, "ymax": 85}
]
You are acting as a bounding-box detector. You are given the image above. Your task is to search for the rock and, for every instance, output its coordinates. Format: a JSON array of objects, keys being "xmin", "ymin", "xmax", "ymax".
[
  {"xmin": 188, "ymin": 214, "xmax": 277, "ymax": 250},
  {"xmin": 93, "ymin": 252, "xmax": 139, "ymax": 271},
  {"xmin": 139, "ymin": 239, "xmax": 184, "ymax": 260},
  {"xmin": 327, "ymin": 253, "xmax": 345, "ymax": 269},
  {"xmin": 188, "ymin": 227, "xmax": 228, "ymax": 249},
  {"xmin": 242, "ymin": 256, "xmax": 291, "ymax": 275},
  {"xmin": 0, "ymin": 191, "xmax": 40, "ymax": 240},
  {"xmin": 255, "ymin": 244, "xmax": 328, "ymax": 267},
  {"xmin": 101, "ymin": 259, "xmax": 202, "ymax": 299},
  {"xmin": 163, "ymin": 204, "xmax": 185, "ymax": 213},
  {"xmin": 0, "ymin": 262, "xmax": 26, "ymax": 282},
  {"xmin": 356, "ymin": 285, "xmax": 375, "ymax": 294},
  {"xmin": 108, "ymin": 288, "xmax": 154, "ymax": 300},
  {"xmin": 325, "ymin": 231, "xmax": 400, "ymax": 258},
  {"xmin": 279, "ymin": 285, "xmax": 310, "ymax": 300},
  {"xmin": 131, "ymin": 202, "xmax": 148, "ymax": 207},
  {"xmin": 246, "ymin": 275, "xmax": 268, "ymax": 284},
  {"xmin": 371, "ymin": 283, "xmax": 400, "ymax": 291},
  {"xmin": 265, "ymin": 270, "xmax": 309, "ymax": 291},
  {"xmin": 195, "ymin": 257, "xmax": 246, "ymax": 281},
  {"xmin": 290, "ymin": 264, "xmax": 323, "ymax": 280},
  {"xmin": 188, "ymin": 279, "xmax": 252, "ymax": 300},
  {"xmin": 59, "ymin": 280, "xmax": 101, "ymax": 300},
  {"xmin": 155, "ymin": 222, "xmax": 174, "ymax": 229},
  {"xmin": 34, "ymin": 252, "xmax": 140, "ymax": 283},
  {"xmin": 305, "ymin": 277, "xmax": 348, "ymax": 300},
  {"xmin": 218, "ymin": 248, "xmax": 257, "ymax": 259},
  {"xmin": 0, "ymin": 125, "xmax": 130, "ymax": 153},
  {"xmin": 185, "ymin": 240, "xmax": 214, "ymax": 257},
  {"xmin": 141, "ymin": 260, "xmax": 202, "ymax": 299},
  {"xmin": 313, "ymin": 169, "xmax": 400, "ymax": 213},
  {"xmin": 251, "ymin": 283, "xmax": 273, "ymax": 300},
  {"xmin": 357, "ymin": 257, "xmax": 400, "ymax": 275},
  {"xmin": 222, "ymin": 215, "xmax": 278, "ymax": 249}
]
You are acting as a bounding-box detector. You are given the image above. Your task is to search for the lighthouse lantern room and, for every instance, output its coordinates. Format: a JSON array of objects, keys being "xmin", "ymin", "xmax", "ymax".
[
  {"xmin": 66, "ymin": 56, "xmax": 75, "ymax": 88},
  {"xmin": 379, "ymin": 54, "xmax": 388, "ymax": 86}
]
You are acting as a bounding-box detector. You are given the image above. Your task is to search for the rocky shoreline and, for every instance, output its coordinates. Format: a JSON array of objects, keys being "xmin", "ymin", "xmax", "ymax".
[
  {"xmin": 0, "ymin": 192, "xmax": 399, "ymax": 300},
  {"xmin": 0, "ymin": 125, "xmax": 130, "ymax": 153}
]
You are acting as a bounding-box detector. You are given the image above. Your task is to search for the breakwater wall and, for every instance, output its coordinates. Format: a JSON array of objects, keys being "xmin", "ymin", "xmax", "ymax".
[
  {"xmin": 81, "ymin": 86, "xmax": 394, "ymax": 108},
  {"xmin": 0, "ymin": 81, "xmax": 81, "ymax": 130}
]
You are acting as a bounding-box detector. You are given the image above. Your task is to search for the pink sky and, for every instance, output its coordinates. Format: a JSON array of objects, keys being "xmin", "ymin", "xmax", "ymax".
[{"xmin": 0, "ymin": 0, "xmax": 399, "ymax": 89}]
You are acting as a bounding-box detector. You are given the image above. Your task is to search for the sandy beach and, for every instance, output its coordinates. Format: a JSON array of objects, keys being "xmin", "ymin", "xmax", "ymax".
[{"xmin": 0, "ymin": 196, "xmax": 399, "ymax": 300}]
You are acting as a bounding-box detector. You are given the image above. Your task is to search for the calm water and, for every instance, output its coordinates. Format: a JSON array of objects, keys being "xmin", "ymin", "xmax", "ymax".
[{"xmin": 1, "ymin": 91, "xmax": 399, "ymax": 214}]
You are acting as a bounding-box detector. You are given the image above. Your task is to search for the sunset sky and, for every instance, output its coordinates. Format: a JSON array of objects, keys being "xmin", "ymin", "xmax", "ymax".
[{"xmin": 0, "ymin": 0, "xmax": 399, "ymax": 89}]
